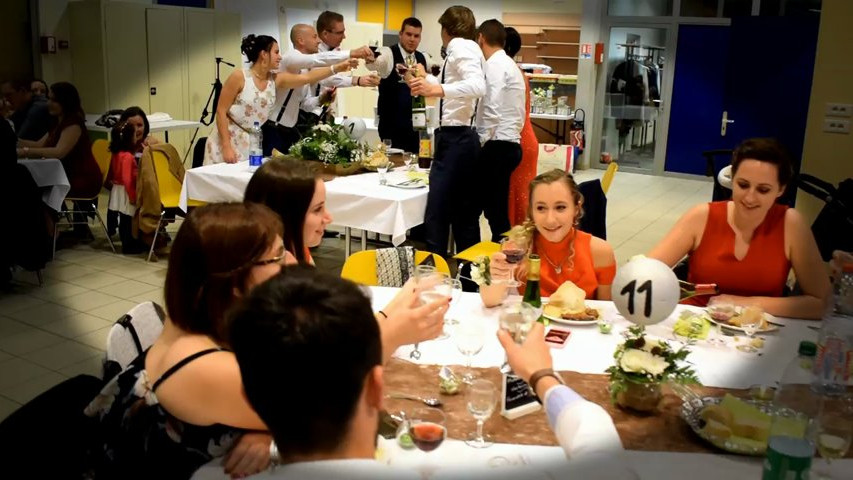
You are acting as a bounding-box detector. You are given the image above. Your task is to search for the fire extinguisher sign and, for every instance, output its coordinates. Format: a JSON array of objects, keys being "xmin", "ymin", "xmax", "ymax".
[{"xmin": 580, "ymin": 43, "xmax": 592, "ymax": 60}]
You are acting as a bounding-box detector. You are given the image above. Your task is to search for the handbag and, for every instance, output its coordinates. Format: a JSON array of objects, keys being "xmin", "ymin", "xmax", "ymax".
[
  {"xmin": 537, "ymin": 144, "xmax": 574, "ymax": 175},
  {"xmin": 569, "ymin": 108, "xmax": 585, "ymax": 155}
]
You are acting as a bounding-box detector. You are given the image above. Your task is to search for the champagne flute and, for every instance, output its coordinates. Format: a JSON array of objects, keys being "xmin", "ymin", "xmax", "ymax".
[
  {"xmin": 465, "ymin": 379, "xmax": 497, "ymax": 448},
  {"xmin": 454, "ymin": 318, "xmax": 485, "ymax": 384},
  {"xmin": 498, "ymin": 236, "xmax": 528, "ymax": 288},
  {"xmin": 813, "ymin": 395, "xmax": 853, "ymax": 479}
]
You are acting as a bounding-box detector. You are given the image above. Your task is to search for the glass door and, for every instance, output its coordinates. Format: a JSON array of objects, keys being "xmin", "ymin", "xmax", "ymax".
[{"xmin": 594, "ymin": 25, "xmax": 671, "ymax": 173}]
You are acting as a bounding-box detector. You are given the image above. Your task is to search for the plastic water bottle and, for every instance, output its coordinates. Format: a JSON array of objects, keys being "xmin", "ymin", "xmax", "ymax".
[
  {"xmin": 248, "ymin": 121, "xmax": 263, "ymax": 172},
  {"xmin": 763, "ymin": 342, "xmax": 819, "ymax": 480},
  {"xmin": 811, "ymin": 266, "xmax": 853, "ymax": 395}
]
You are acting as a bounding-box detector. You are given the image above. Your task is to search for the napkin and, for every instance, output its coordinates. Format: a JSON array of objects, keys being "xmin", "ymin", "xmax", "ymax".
[
  {"xmin": 673, "ymin": 312, "xmax": 710, "ymax": 339},
  {"xmin": 406, "ymin": 171, "xmax": 429, "ymax": 185}
]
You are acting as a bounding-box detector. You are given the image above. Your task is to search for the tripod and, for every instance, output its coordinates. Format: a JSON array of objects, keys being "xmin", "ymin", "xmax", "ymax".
[{"xmin": 183, "ymin": 57, "xmax": 234, "ymax": 165}]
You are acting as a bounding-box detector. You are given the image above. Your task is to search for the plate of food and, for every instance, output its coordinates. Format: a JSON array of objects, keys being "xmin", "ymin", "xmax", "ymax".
[
  {"xmin": 386, "ymin": 147, "xmax": 404, "ymax": 155},
  {"xmin": 542, "ymin": 281, "xmax": 601, "ymax": 326},
  {"xmin": 703, "ymin": 305, "xmax": 779, "ymax": 334},
  {"xmin": 682, "ymin": 393, "xmax": 805, "ymax": 456}
]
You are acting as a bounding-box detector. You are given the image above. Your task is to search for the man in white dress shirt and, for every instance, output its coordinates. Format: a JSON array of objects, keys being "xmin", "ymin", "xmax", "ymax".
[
  {"xmin": 475, "ymin": 19, "xmax": 526, "ymax": 241},
  {"xmin": 408, "ymin": 6, "xmax": 486, "ymax": 258},
  {"xmin": 262, "ymin": 24, "xmax": 374, "ymax": 156},
  {"xmin": 223, "ymin": 268, "xmax": 632, "ymax": 480}
]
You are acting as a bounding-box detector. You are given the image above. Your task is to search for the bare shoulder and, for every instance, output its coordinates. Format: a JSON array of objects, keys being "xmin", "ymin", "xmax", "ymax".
[
  {"xmin": 784, "ymin": 206, "xmax": 809, "ymax": 231},
  {"xmin": 681, "ymin": 202, "xmax": 711, "ymax": 227},
  {"xmin": 589, "ymin": 236, "xmax": 616, "ymax": 268},
  {"xmin": 226, "ymin": 69, "xmax": 245, "ymax": 87}
]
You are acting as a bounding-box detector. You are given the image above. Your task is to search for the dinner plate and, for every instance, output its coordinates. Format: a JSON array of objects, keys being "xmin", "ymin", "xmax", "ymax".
[
  {"xmin": 542, "ymin": 311, "xmax": 600, "ymax": 326},
  {"xmin": 681, "ymin": 396, "xmax": 788, "ymax": 456},
  {"xmin": 388, "ymin": 180, "xmax": 426, "ymax": 189},
  {"xmin": 386, "ymin": 148, "xmax": 404, "ymax": 155},
  {"xmin": 702, "ymin": 310, "xmax": 779, "ymax": 334}
]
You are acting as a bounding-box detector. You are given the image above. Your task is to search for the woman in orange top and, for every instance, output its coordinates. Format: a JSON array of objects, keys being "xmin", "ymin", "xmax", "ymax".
[
  {"xmin": 504, "ymin": 27, "xmax": 539, "ymax": 227},
  {"xmin": 481, "ymin": 169, "xmax": 616, "ymax": 307},
  {"xmin": 649, "ymin": 138, "xmax": 830, "ymax": 320}
]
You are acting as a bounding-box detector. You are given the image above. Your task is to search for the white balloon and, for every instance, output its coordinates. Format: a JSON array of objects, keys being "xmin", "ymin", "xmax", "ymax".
[
  {"xmin": 341, "ymin": 117, "xmax": 366, "ymax": 140},
  {"xmin": 610, "ymin": 257, "xmax": 679, "ymax": 326}
]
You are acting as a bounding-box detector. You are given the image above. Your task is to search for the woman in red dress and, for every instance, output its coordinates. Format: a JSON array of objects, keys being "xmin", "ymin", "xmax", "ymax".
[{"xmin": 504, "ymin": 28, "xmax": 539, "ymax": 227}]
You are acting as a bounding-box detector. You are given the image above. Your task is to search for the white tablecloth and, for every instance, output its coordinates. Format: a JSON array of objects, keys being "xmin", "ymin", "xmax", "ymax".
[
  {"xmin": 179, "ymin": 161, "xmax": 428, "ymax": 245},
  {"xmin": 367, "ymin": 288, "xmax": 822, "ymax": 390},
  {"xmin": 17, "ymin": 158, "xmax": 70, "ymax": 211},
  {"xmin": 85, "ymin": 114, "xmax": 202, "ymax": 134}
]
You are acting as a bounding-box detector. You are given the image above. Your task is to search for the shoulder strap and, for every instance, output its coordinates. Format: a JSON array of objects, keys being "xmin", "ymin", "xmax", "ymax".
[
  {"xmin": 117, "ymin": 314, "xmax": 144, "ymax": 357},
  {"xmin": 151, "ymin": 348, "xmax": 225, "ymax": 392},
  {"xmin": 276, "ymin": 89, "xmax": 296, "ymax": 124}
]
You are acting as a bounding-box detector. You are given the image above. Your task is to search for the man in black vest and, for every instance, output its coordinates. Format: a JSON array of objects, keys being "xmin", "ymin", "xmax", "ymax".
[{"xmin": 374, "ymin": 17, "xmax": 429, "ymax": 154}]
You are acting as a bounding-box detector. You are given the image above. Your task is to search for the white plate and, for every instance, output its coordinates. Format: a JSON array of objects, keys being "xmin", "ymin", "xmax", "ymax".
[
  {"xmin": 388, "ymin": 180, "xmax": 426, "ymax": 189},
  {"xmin": 386, "ymin": 148, "xmax": 404, "ymax": 155},
  {"xmin": 703, "ymin": 310, "xmax": 779, "ymax": 334},
  {"xmin": 542, "ymin": 312, "xmax": 600, "ymax": 326}
]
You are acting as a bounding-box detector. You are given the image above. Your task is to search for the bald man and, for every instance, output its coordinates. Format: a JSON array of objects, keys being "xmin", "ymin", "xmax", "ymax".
[{"xmin": 262, "ymin": 24, "xmax": 373, "ymax": 155}]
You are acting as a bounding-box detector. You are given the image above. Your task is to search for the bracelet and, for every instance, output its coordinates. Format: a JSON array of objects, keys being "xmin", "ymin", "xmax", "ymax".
[
  {"xmin": 527, "ymin": 368, "xmax": 565, "ymax": 403},
  {"xmin": 377, "ymin": 310, "xmax": 388, "ymax": 319},
  {"xmin": 330, "ymin": 64, "xmax": 336, "ymax": 74}
]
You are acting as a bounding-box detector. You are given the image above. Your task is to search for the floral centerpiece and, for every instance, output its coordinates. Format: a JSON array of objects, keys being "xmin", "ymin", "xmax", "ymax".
[
  {"xmin": 288, "ymin": 121, "xmax": 368, "ymax": 174},
  {"xmin": 470, "ymin": 255, "xmax": 492, "ymax": 286},
  {"xmin": 606, "ymin": 325, "xmax": 699, "ymax": 412}
]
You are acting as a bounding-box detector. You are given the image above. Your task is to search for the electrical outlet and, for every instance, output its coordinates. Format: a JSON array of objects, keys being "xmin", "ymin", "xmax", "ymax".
[
  {"xmin": 825, "ymin": 103, "xmax": 853, "ymax": 117},
  {"xmin": 823, "ymin": 118, "xmax": 851, "ymax": 134}
]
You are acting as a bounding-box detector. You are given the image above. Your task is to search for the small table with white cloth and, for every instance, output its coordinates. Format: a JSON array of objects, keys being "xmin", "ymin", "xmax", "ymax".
[
  {"xmin": 179, "ymin": 161, "xmax": 429, "ymax": 257},
  {"xmin": 17, "ymin": 158, "xmax": 70, "ymax": 211},
  {"xmin": 85, "ymin": 114, "xmax": 202, "ymax": 143},
  {"xmin": 529, "ymin": 112, "xmax": 574, "ymax": 145},
  {"xmin": 192, "ymin": 288, "xmax": 851, "ymax": 479}
]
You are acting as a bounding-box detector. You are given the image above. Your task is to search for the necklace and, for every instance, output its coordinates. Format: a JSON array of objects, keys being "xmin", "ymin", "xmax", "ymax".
[
  {"xmin": 250, "ymin": 67, "xmax": 266, "ymax": 80},
  {"xmin": 540, "ymin": 250, "xmax": 571, "ymax": 274}
]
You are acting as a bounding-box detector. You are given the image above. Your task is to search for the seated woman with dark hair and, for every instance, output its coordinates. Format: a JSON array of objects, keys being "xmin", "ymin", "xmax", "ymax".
[
  {"xmin": 119, "ymin": 106, "xmax": 158, "ymax": 153},
  {"xmin": 107, "ymin": 122, "xmax": 145, "ymax": 254},
  {"xmin": 85, "ymin": 203, "xmax": 295, "ymax": 479},
  {"xmin": 244, "ymin": 155, "xmax": 451, "ymax": 359},
  {"xmin": 648, "ymin": 138, "xmax": 831, "ymax": 319}
]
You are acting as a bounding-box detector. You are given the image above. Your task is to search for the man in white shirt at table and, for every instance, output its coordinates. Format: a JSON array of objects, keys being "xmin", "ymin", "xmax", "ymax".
[
  {"xmin": 262, "ymin": 24, "xmax": 374, "ymax": 156},
  {"xmin": 220, "ymin": 268, "xmax": 630, "ymax": 479},
  {"xmin": 474, "ymin": 19, "xmax": 526, "ymax": 242},
  {"xmin": 408, "ymin": 6, "xmax": 486, "ymax": 259}
]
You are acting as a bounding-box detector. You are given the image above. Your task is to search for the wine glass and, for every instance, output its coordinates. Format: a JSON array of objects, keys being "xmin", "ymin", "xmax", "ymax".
[
  {"xmin": 736, "ymin": 314, "xmax": 761, "ymax": 353},
  {"xmin": 396, "ymin": 63, "xmax": 410, "ymax": 83},
  {"xmin": 454, "ymin": 318, "xmax": 485, "ymax": 384},
  {"xmin": 408, "ymin": 407, "xmax": 446, "ymax": 475},
  {"xmin": 368, "ymin": 39, "xmax": 380, "ymax": 58},
  {"xmin": 410, "ymin": 265, "xmax": 439, "ymax": 360},
  {"xmin": 376, "ymin": 158, "xmax": 390, "ymax": 185},
  {"xmin": 499, "ymin": 297, "xmax": 536, "ymax": 373},
  {"xmin": 403, "ymin": 152, "xmax": 417, "ymax": 171},
  {"xmin": 465, "ymin": 379, "xmax": 497, "ymax": 448},
  {"xmin": 498, "ymin": 236, "xmax": 528, "ymax": 288},
  {"xmin": 382, "ymin": 138, "xmax": 393, "ymax": 153},
  {"xmin": 437, "ymin": 278, "xmax": 463, "ymax": 340},
  {"xmin": 813, "ymin": 395, "xmax": 853, "ymax": 479}
]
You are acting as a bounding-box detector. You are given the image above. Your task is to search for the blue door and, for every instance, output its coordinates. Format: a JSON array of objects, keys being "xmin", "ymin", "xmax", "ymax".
[{"xmin": 665, "ymin": 15, "xmax": 820, "ymax": 205}]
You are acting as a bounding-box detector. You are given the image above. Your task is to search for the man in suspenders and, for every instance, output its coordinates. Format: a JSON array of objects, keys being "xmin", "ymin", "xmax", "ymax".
[
  {"xmin": 262, "ymin": 24, "xmax": 373, "ymax": 156},
  {"xmin": 408, "ymin": 6, "xmax": 486, "ymax": 258},
  {"xmin": 371, "ymin": 17, "xmax": 434, "ymax": 154}
]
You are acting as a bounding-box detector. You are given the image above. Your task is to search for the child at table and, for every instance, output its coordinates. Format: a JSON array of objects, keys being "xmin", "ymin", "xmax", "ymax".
[{"xmin": 107, "ymin": 122, "xmax": 144, "ymax": 254}]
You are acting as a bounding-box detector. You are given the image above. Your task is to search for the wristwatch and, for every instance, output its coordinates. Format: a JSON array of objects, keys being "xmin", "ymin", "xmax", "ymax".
[{"xmin": 527, "ymin": 368, "xmax": 565, "ymax": 402}]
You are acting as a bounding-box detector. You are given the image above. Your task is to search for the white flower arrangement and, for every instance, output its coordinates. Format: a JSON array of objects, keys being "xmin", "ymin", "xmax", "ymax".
[{"xmin": 469, "ymin": 255, "xmax": 492, "ymax": 286}]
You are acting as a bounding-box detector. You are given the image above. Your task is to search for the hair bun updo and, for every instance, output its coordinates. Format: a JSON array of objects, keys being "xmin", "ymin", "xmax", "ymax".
[{"xmin": 240, "ymin": 34, "xmax": 277, "ymax": 64}]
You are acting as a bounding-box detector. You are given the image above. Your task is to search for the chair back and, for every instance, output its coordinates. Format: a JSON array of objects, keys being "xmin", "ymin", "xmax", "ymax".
[
  {"xmin": 601, "ymin": 161, "xmax": 618, "ymax": 195},
  {"xmin": 91, "ymin": 138, "xmax": 112, "ymax": 184},
  {"xmin": 103, "ymin": 301, "xmax": 166, "ymax": 382},
  {"xmin": 192, "ymin": 137, "xmax": 207, "ymax": 169},
  {"xmin": 151, "ymin": 149, "xmax": 183, "ymax": 209},
  {"xmin": 341, "ymin": 250, "xmax": 450, "ymax": 286}
]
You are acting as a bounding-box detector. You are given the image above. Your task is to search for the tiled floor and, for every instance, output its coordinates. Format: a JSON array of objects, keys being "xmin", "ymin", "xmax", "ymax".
[{"xmin": 0, "ymin": 170, "xmax": 711, "ymax": 420}]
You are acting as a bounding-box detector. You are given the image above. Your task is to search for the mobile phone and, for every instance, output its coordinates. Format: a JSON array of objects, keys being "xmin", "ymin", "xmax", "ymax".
[{"xmin": 544, "ymin": 328, "xmax": 571, "ymax": 348}]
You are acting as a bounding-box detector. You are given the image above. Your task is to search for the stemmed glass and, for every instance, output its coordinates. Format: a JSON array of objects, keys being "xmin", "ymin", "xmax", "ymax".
[
  {"xmin": 403, "ymin": 152, "xmax": 417, "ymax": 171},
  {"xmin": 465, "ymin": 379, "xmax": 497, "ymax": 448},
  {"xmin": 498, "ymin": 297, "xmax": 536, "ymax": 373},
  {"xmin": 396, "ymin": 55, "xmax": 418, "ymax": 83},
  {"xmin": 410, "ymin": 265, "xmax": 439, "ymax": 360},
  {"xmin": 382, "ymin": 138, "xmax": 393, "ymax": 152},
  {"xmin": 736, "ymin": 314, "xmax": 761, "ymax": 353},
  {"xmin": 454, "ymin": 318, "xmax": 485, "ymax": 384},
  {"xmin": 437, "ymin": 278, "xmax": 463, "ymax": 340},
  {"xmin": 376, "ymin": 158, "xmax": 390, "ymax": 185},
  {"xmin": 813, "ymin": 395, "xmax": 853, "ymax": 479},
  {"xmin": 408, "ymin": 407, "xmax": 446, "ymax": 475},
  {"xmin": 497, "ymin": 236, "xmax": 528, "ymax": 288}
]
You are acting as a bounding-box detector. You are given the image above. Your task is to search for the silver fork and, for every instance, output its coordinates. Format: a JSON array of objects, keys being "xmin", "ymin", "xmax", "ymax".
[{"xmin": 410, "ymin": 344, "xmax": 421, "ymax": 359}]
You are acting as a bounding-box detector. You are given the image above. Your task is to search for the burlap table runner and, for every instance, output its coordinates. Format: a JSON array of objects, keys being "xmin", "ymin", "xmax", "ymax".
[{"xmin": 383, "ymin": 359, "xmax": 737, "ymax": 454}]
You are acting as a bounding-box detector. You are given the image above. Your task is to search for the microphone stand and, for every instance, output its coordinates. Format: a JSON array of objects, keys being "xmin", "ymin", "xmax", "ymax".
[{"xmin": 183, "ymin": 57, "xmax": 235, "ymax": 165}]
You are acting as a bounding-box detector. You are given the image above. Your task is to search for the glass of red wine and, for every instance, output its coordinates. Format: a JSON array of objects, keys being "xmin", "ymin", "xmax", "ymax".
[
  {"xmin": 396, "ymin": 63, "xmax": 409, "ymax": 83},
  {"xmin": 409, "ymin": 407, "xmax": 446, "ymax": 451},
  {"xmin": 498, "ymin": 236, "xmax": 528, "ymax": 288},
  {"xmin": 430, "ymin": 64, "xmax": 441, "ymax": 76}
]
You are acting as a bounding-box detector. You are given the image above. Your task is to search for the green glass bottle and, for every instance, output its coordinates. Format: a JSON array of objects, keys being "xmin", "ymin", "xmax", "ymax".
[
  {"xmin": 411, "ymin": 94, "xmax": 427, "ymax": 131},
  {"xmin": 522, "ymin": 254, "xmax": 542, "ymax": 309}
]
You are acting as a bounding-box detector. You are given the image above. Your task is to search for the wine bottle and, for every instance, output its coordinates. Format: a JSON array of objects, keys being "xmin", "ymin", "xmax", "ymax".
[
  {"xmin": 679, "ymin": 280, "xmax": 719, "ymax": 300},
  {"xmin": 412, "ymin": 93, "xmax": 427, "ymax": 131},
  {"xmin": 522, "ymin": 254, "xmax": 542, "ymax": 309}
]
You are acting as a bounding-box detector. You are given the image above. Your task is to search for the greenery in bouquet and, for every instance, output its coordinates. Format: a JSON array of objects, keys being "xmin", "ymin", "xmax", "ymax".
[
  {"xmin": 288, "ymin": 121, "xmax": 367, "ymax": 165},
  {"xmin": 605, "ymin": 325, "xmax": 700, "ymax": 403}
]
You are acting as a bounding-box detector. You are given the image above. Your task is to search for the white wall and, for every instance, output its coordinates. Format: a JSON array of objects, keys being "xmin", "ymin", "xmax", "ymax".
[
  {"xmin": 276, "ymin": 0, "xmax": 357, "ymax": 51},
  {"xmin": 502, "ymin": 0, "xmax": 582, "ymax": 14},
  {"xmin": 215, "ymin": 0, "xmax": 280, "ymax": 62},
  {"xmin": 413, "ymin": 0, "xmax": 503, "ymax": 60}
]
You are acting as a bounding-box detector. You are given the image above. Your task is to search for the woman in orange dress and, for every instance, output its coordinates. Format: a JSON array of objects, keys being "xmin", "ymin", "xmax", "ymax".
[
  {"xmin": 504, "ymin": 27, "xmax": 539, "ymax": 227},
  {"xmin": 480, "ymin": 169, "xmax": 616, "ymax": 307},
  {"xmin": 649, "ymin": 138, "xmax": 831, "ymax": 319}
]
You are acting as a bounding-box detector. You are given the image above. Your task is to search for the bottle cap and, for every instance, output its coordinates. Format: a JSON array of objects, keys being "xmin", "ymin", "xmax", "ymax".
[{"xmin": 798, "ymin": 341, "xmax": 816, "ymax": 357}]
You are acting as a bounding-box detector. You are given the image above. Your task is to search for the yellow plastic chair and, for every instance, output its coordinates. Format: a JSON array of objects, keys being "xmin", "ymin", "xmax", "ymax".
[
  {"xmin": 341, "ymin": 250, "xmax": 450, "ymax": 286},
  {"xmin": 52, "ymin": 140, "xmax": 117, "ymax": 259},
  {"xmin": 601, "ymin": 161, "xmax": 618, "ymax": 195},
  {"xmin": 146, "ymin": 150, "xmax": 188, "ymax": 262},
  {"xmin": 453, "ymin": 241, "xmax": 500, "ymax": 263}
]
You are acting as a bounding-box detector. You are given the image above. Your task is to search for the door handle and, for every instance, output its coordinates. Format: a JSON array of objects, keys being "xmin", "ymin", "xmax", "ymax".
[{"xmin": 721, "ymin": 111, "xmax": 734, "ymax": 136}]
